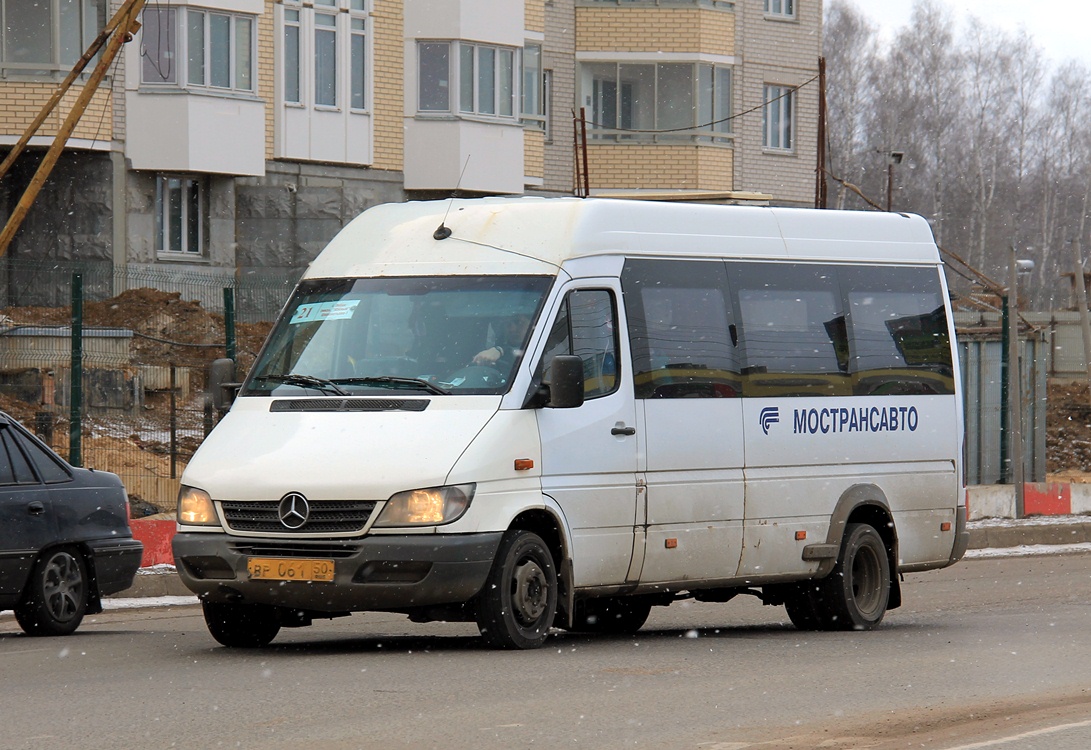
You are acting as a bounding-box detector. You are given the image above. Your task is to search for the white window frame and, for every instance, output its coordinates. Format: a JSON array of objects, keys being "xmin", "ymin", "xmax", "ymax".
[
  {"xmin": 581, "ymin": 61, "xmax": 733, "ymax": 143},
  {"xmin": 416, "ymin": 40, "xmax": 519, "ymax": 121},
  {"xmin": 280, "ymin": 0, "xmax": 370, "ymax": 112},
  {"xmin": 763, "ymin": 0, "xmax": 795, "ymax": 18},
  {"xmin": 155, "ymin": 175, "xmax": 207, "ymax": 258},
  {"xmin": 762, "ymin": 84, "xmax": 794, "ymax": 152},
  {"xmin": 0, "ymin": 0, "xmax": 107, "ymax": 76},
  {"xmin": 522, "ymin": 44, "xmax": 545, "ymax": 131},
  {"xmin": 141, "ymin": 7, "xmax": 256, "ymax": 94}
]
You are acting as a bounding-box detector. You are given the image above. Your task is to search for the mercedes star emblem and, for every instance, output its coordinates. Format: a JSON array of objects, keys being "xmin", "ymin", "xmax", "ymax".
[{"xmin": 278, "ymin": 492, "xmax": 310, "ymax": 530}]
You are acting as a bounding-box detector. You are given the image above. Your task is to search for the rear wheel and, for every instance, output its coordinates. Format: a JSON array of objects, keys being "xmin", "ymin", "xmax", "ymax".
[
  {"xmin": 203, "ymin": 601, "xmax": 282, "ymax": 647},
  {"xmin": 816, "ymin": 523, "xmax": 890, "ymax": 630},
  {"xmin": 475, "ymin": 530, "xmax": 558, "ymax": 650},
  {"xmin": 567, "ymin": 597, "xmax": 652, "ymax": 635},
  {"xmin": 15, "ymin": 547, "xmax": 89, "ymax": 636}
]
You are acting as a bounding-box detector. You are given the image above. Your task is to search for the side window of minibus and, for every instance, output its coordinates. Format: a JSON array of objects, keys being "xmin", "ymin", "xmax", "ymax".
[
  {"xmin": 539, "ymin": 289, "xmax": 619, "ymax": 399},
  {"xmin": 621, "ymin": 259, "xmax": 740, "ymax": 399},
  {"xmin": 732, "ymin": 262, "xmax": 852, "ymax": 397}
]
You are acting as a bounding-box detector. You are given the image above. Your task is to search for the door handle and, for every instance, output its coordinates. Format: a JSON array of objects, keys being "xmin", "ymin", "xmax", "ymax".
[
  {"xmin": 611, "ymin": 425, "xmax": 636, "ymax": 436},
  {"xmin": 27, "ymin": 501, "xmax": 45, "ymax": 515}
]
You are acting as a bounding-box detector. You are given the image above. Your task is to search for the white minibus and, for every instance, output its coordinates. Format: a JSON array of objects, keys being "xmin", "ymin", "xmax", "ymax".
[{"xmin": 173, "ymin": 197, "xmax": 967, "ymax": 649}]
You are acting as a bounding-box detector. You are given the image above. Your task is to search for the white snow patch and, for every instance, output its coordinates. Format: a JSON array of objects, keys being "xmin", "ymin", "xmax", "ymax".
[{"xmin": 966, "ymin": 543, "xmax": 1091, "ymax": 559}]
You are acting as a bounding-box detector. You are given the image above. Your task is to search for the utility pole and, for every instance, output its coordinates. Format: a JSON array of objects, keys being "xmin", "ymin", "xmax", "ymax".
[{"xmin": 0, "ymin": 0, "xmax": 146, "ymax": 257}]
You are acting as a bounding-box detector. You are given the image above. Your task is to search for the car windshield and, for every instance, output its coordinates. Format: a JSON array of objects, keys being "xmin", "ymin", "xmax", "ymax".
[{"xmin": 244, "ymin": 275, "xmax": 553, "ymax": 396}]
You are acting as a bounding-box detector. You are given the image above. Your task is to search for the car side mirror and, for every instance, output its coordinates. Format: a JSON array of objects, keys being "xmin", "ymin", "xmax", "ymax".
[
  {"xmin": 546, "ymin": 355, "xmax": 585, "ymax": 409},
  {"xmin": 208, "ymin": 358, "xmax": 241, "ymax": 412}
]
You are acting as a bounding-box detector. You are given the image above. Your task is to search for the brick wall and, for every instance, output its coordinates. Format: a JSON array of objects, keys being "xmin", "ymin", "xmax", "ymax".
[
  {"xmin": 371, "ymin": 0, "xmax": 405, "ymax": 172},
  {"xmin": 576, "ymin": 6, "xmax": 734, "ymax": 55},
  {"xmin": 588, "ymin": 144, "xmax": 733, "ymax": 191},
  {"xmin": 525, "ymin": 127, "xmax": 545, "ymax": 179},
  {"xmin": 733, "ymin": 0, "xmax": 822, "ymax": 206},
  {"xmin": 0, "ymin": 83, "xmax": 113, "ymax": 144},
  {"xmin": 260, "ymin": 0, "xmax": 276, "ymax": 161},
  {"xmin": 543, "ymin": 0, "xmax": 575, "ymax": 194}
]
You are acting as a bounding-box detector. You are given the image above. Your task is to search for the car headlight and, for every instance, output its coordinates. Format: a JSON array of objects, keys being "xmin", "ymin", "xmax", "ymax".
[
  {"xmin": 177, "ymin": 485, "xmax": 219, "ymax": 526},
  {"xmin": 373, "ymin": 484, "xmax": 475, "ymax": 527}
]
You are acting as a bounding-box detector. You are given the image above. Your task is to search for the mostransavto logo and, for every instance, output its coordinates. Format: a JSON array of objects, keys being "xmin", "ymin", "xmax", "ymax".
[
  {"xmin": 793, "ymin": 405, "xmax": 919, "ymax": 434},
  {"xmin": 759, "ymin": 406, "xmax": 780, "ymax": 435}
]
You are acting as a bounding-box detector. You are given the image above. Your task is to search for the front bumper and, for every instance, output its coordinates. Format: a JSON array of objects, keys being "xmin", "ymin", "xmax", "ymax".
[{"xmin": 172, "ymin": 531, "xmax": 503, "ymax": 613}]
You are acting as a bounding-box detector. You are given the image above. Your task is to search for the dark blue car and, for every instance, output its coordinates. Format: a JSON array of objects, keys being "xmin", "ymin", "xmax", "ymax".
[{"xmin": 0, "ymin": 412, "xmax": 143, "ymax": 636}]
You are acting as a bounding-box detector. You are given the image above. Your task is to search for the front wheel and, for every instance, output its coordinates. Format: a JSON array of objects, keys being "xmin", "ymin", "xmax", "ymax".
[
  {"xmin": 816, "ymin": 522, "xmax": 891, "ymax": 630},
  {"xmin": 475, "ymin": 530, "xmax": 558, "ymax": 649},
  {"xmin": 15, "ymin": 547, "xmax": 89, "ymax": 636},
  {"xmin": 203, "ymin": 601, "xmax": 282, "ymax": 648}
]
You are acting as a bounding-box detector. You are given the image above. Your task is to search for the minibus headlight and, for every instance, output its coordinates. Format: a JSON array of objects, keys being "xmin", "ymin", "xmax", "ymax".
[
  {"xmin": 374, "ymin": 484, "xmax": 475, "ymax": 527},
  {"xmin": 177, "ymin": 485, "xmax": 218, "ymax": 526}
]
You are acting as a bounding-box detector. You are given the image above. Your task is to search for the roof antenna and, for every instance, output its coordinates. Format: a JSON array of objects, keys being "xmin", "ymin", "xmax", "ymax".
[{"xmin": 434, "ymin": 154, "xmax": 472, "ymax": 241}]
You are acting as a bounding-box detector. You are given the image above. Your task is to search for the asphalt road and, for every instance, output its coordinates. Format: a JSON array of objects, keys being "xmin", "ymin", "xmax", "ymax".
[{"xmin": 3, "ymin": 552, "xmax": 1091, "ymax": 750}]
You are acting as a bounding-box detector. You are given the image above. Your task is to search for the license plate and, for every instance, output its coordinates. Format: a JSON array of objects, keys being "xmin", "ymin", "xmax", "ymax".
[{"xmin": 247, "ymin": 557, "xmax": 335, "ymax": 582}]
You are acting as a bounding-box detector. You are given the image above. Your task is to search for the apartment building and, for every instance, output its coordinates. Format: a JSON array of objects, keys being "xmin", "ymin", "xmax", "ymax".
[{"xmin": 0, "ymin": 0, "xmax": 821, "ymax": 290}]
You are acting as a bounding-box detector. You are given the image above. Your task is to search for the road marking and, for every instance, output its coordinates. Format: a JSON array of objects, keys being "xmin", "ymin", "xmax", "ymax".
[{"xmin": 940, "ymin": 718, "xmax": 1091, "ymax": 749}]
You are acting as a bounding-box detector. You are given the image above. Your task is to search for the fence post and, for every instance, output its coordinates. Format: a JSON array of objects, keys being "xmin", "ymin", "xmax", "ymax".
[
  {"xmin": 223, "ymin": 287, "xmax": 236, "ymax": 363},
  {"xmin": 69, "ymin": 272, "xmax": 83, "ymax": 467},
  {"xmin": 170, "ymin": 363, "xmax": 177, "ymax": 479}
]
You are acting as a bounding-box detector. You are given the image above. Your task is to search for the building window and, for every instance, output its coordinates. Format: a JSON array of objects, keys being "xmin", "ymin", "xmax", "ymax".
[
  {"xmin": 281, "ymin": 0, "xmax": 368, "ymax": 110},
  {"xmin": 764, "ymin": 0, "xmax": 795, "ymax": 18},
  {"xmin": 522, "ymin": 44, "xmax": 545, "ymax": 131},
  {"xmin": 416, "ymin": 41, "xmax": 518, "ymax": 119},
  {"xmin": 141, "ymin": 7, "xmax": 255, "ymax": 92},
  {"xmin": 582, "ymin": 62, "xmax": 731, "ymax": 142},
  {"xmin": 762, "ymin": 84, "xmax": 793, "ymax": 151},
  {"xmin": 155, "ymin": 175, "xmax": 206, "ymax": 257},
  {"xmin": 543, "ymin": 69, "xmax": 553, "ymax": 142},
  {"xmin": 0, "ymin": 0, "xmax": 107, "ymax": 76}
]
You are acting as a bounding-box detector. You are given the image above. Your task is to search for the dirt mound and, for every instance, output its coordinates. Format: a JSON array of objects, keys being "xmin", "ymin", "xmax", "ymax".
[
  {"xmin": 1047, "ymin": 380, "xmax": 1091, "ymax": 475},
  {"xmin": 0, "ymin": 287, "xmax": 271, "ymax": 373}
]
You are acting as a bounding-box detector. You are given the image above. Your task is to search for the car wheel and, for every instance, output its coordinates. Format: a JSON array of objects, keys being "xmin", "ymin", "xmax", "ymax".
[
  {"xmin": 475, "ymin": 530, "xmax": 558, "ymax": 650},
  {"xmin": 815, "ymin": 522, "xmax": 891, "ymax": 630},
  {"xmin": 567, "ymin": 597, "xmax": 652, "ymax": 635},
  {"xmin": 203, "ymin": 601, "xmax": 282, "ymax": 648},
  {"xmin": 783, "ymin": 584, "xmax": 824, "ymax": 631},
  {"xmin": 15, "ymin": 547, "xmax": 89, "ymax": 637}
]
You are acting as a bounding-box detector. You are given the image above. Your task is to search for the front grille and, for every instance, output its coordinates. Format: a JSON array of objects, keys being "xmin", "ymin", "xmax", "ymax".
[
  {"xmin": 230, "ymin": 542, "xmax": 361, "ymax": 559},
  {"xmin": 221, "ymin": 500, "xmax": 377, "ymax": 534}
]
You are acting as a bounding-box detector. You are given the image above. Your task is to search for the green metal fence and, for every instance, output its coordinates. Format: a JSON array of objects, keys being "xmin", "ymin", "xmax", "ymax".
[{"xmin": 0, "ymin": 260, "xmax": 293, "ymax": 515}]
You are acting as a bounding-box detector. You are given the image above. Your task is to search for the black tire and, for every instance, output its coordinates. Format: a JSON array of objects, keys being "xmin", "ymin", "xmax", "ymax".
[
  {"xmin": 14, "ymin": 547, "xmax": 89, "ymax": 637},
  {"xmin": 815, "ymin": 522, "xmax": 891, "ymax": 631},
  {"xmin": 475, "ymin": 530, "xmax": 558, "ymax": 650},
  {"xmin": 203, "ymin": 601, "xmax": 282, "ymax": 648},
  {"xmin": 783, "ymin": 584, "xmax": 824, "ymax": 631},
  {"xmin": 567, "ymin": 597, "xmax": 652, "ymax": 635}
]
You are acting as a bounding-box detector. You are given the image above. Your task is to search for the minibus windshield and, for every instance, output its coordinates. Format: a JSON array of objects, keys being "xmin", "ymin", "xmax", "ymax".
[{"xmin": 244, "ymin": 275, "xmax": 553, "ymax": 396}]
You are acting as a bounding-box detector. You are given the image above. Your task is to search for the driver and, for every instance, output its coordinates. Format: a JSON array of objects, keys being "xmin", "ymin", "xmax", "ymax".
[{"xmin": 472, "ymin": 315, "xmax": 532, "ymax": 372}]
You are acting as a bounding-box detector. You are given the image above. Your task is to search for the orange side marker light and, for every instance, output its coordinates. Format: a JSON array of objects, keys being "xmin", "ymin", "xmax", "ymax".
[{"xmin": 514, "ymin": 458, "xmax": 534, "ymax": 471}]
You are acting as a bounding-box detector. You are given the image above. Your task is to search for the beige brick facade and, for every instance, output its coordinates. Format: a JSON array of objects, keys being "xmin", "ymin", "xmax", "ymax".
[
  {"xmin": 525, "ymin": 127, "xmax": 545, "ymax": 179},
  {"xmin": 588, "ymin": 144, "xmax": 733, "ymax": 191},
  {"xmin": 0, "ymin": 83, "xmax": 113, "ymax": 144},
  {"xmin": 260, "ymin": 1, "xmax": 276, "ymax": 161},
  {"xmin": 526, "ymin": 0, "xmax": 545, "ymax": 34},
  {"xmin": 371, "ymin": 0, "xmax": 404, "ymax": 172},
  {"xmin": 576, "ymin": 7, "xmax": 734, "ymax": 56}
]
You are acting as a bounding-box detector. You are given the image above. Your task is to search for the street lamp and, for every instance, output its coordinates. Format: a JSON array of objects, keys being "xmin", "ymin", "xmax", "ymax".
[
  {"xmin": 1005, "ymin": 247, "xmax": 1034, "ymax": 517},
  {"xmin": 886, "ymin": 151, "xmax": 904, "ymax": 212}
]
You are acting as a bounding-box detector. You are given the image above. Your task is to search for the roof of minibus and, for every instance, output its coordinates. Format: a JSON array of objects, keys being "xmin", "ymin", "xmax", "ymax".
[{"xmin": 303, "ymin": 197, "xmax": 942, "ymax": 280}]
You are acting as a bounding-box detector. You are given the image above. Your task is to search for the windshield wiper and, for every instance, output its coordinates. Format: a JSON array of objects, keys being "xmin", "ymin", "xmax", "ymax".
[
  {"xmin": 332, "ymin": 376, "xmax": 450, "ymax": 396},
  {"xmin": 253, "ymin": 374, "xmax": 349, "ymax": 396}
]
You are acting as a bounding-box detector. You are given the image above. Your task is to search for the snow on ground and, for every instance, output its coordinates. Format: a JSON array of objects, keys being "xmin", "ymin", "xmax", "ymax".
[{"xmin": 965, "ymin": 542, "xmax": 1091, "ymax": 558}]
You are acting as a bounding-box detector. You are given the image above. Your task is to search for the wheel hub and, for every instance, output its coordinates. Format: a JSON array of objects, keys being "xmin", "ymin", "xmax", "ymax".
[{"xmin": 512, "ymin": 560, "xmax": 548, "ymax": 623}]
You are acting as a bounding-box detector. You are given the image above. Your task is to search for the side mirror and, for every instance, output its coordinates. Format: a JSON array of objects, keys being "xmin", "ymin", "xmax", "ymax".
[
  {"xmin": 208, "ymin": 358, "xmax": 241, "ymax": 412},
  {"xmin": 547, "ymin": 355, "xmax": 585, "ymax": 409}
]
